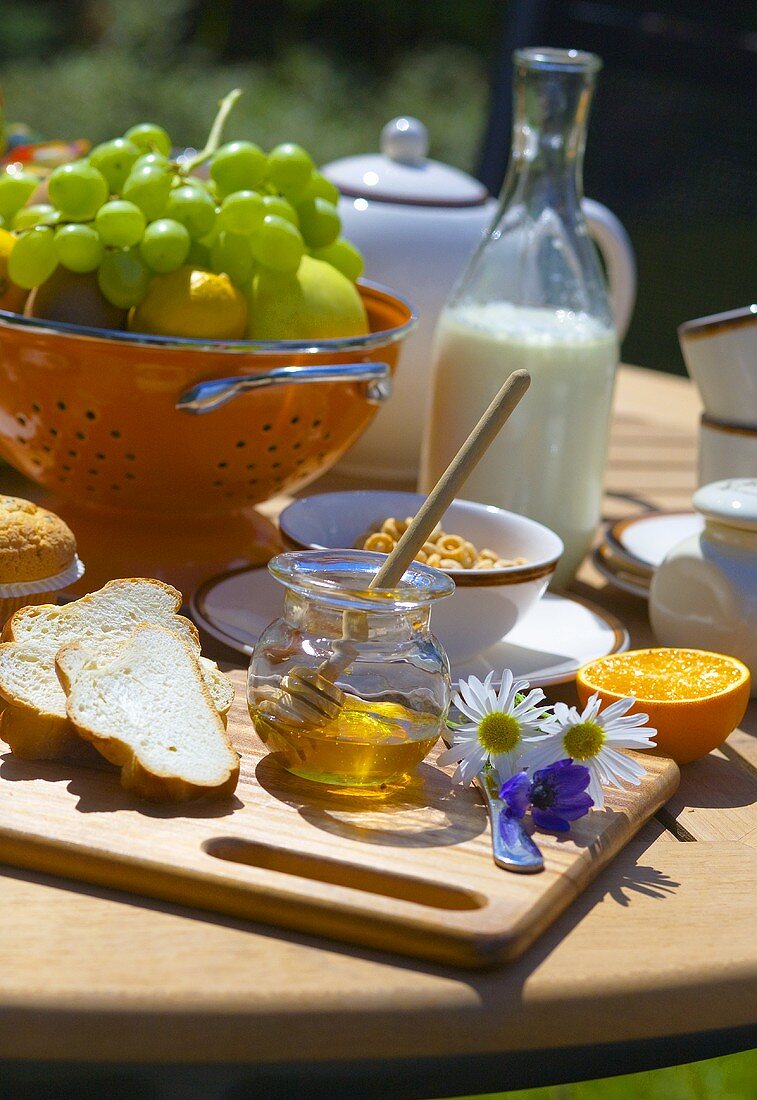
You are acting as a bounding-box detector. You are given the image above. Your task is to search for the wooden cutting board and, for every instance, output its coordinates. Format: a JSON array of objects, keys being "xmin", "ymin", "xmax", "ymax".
[{"xmin": 0, "ymin": 670, "xmax": 679, "ymax": 969}]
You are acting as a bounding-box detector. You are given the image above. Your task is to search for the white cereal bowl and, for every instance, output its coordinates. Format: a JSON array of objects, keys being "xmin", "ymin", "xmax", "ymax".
[{"xmin": 278, "ymin": 490, "xmax": 563, "ymax": 663}]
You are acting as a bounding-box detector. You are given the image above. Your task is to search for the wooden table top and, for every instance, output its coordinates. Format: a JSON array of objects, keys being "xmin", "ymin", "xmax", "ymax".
[{"xmin": 0, "ymin": 365, "xmax": 755, "ymax": 1071}]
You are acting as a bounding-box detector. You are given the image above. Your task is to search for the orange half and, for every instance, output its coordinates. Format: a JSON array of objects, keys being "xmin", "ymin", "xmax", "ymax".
[{"xmin": 576, "ymin": 648, "xmax": 750, "ymax": 764}]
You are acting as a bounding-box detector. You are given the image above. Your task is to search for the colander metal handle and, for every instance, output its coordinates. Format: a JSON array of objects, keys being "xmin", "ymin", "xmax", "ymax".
[{"xmin": 176, "ymin": 362, "xmax": 392, "ymax": 414}]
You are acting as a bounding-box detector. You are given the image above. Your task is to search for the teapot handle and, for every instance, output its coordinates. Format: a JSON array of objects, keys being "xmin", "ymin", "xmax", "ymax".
[{"xmin": 582, "ymin": 198, "xmax": 637, "ymax": 341}]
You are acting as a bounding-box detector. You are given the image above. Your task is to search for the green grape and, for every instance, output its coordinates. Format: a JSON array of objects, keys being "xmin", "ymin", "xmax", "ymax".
[
  {"xmin": 8, "ymin": 227, "xmax": 58, "ymax": 289},
  {"xmin": 95, "ymin": 200, "xmax": 146, "ymax": 248},
  {"xmin": 209, "ymin": 141, "xmax": 266, "ymax": 196},
  {"xmin": 304, "ymin": 172, "xmax": 340, "ymax": 205},
  {"xmin": 97, "ymin": 249, "xmax": 151, "ymax": 308},
  {"xmin": 297, "ymin": 197, "xmax": 340, "ymax": 248},
  {"xmin": 54, "ymin": 223, "xmax": 103, "ymax": 273},
  {"xmin": 311, "ymin": 237, "xmax": 364, "ymax": 282},
  {"xmin": 166, "ymin": 184, "xmax": 217, "ymax": 238},
  {"xmin": 12, "ymin": 204, "xmax": 59, "ymax": 231},
  {"xmin": 48, "ymin": 161, "xmax": 108, "ymax": 222},
  {"xmin": 218, "ymin": 190, "xmax": 265, "ymax": 235},
  {"xmin": 0, "ymin": 171, "xmax": 38, "ymax": 220},
  {"xmin": 132, "ymin": 152, "xmax": 170, "ymax": 172},
  {"xmin": 260, "ymin": 194, "xmax": 298, "ymax": 227},
  {"xmin": 210, "ymin": 230, "xmax": 255, "ymax": 287},
  {"xmin": 122, "ymin": 164, "xmax": 172, "ymax": 220},
  {"xmin": 265, "ymin": 143, "xmax": 314, "ymax": 203},
  {"xmin": 139, "ymin": 218, "xmax": 190, "ymax": 273},
  {"xmin": 89, "ymin": 138, "xmax": 141, "ymax": 193},
  {"xmin": 124, "ymin": 123, "xmax": 172, "ymax": 158},
  {"xmin": 250, "ymin": 215, "xmax": 304, "ymax": 274}
]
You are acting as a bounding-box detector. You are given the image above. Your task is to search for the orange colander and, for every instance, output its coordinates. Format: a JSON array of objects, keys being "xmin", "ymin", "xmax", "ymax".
[
  {"xmin": 0, "ymin": 282, "xmax": 415, "ymax": 591},
  {"xmin": 0, "ymin": 283, "xmax": 413, "ymax": 513}
]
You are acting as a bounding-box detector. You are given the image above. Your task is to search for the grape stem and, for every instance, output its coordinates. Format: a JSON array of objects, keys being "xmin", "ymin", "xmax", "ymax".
[{"xmin": 182, "ymin": 89, "xmax": 242, "ymax": 174}]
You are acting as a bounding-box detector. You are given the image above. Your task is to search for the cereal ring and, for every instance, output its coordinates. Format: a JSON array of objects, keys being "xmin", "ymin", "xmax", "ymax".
[
  {"xmin": 479, "ymin": 548, "xmax": 499, "ymax": 562},
  {"xmin": 473, "ymin": 558, "xmax": 494, "ymax": 569},
  {"xmin": 380, "ymin": 518, "xmax": 405, "ymax": 541},
  {"xmin": 439, "ymin": 557, "xmax": 461, "ymax": 569},
  {"xmin": 426, "ymin": 552, "xmax": 442, "ymax": 568},
  {"xmin": 414, "ymin": 549, "xmax": 428, "ymax": 564},
  {"xmin": 363, "ymin": 532, "xmax": 394, "ymax": 554},
  {"xmin": 436, "ymin": 534, "xmax": 465, "ymax": 555}
]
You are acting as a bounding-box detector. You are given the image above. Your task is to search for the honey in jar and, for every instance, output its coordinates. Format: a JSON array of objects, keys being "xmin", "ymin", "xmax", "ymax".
[{"xmin": 247, "ymin": 550, "xmax": 454, "ymax": 788}]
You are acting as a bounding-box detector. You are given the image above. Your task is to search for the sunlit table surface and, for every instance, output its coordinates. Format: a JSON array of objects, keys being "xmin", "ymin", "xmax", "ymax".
[{"xmin": 0, "ymin": 365, "xmax": 755, "ymax": 1098}]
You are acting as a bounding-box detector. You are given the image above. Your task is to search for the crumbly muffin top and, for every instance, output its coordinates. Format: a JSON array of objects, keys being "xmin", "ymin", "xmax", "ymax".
[{"xmin": 0, "ymin": 496, "xmax": 77, "ymax": 583}]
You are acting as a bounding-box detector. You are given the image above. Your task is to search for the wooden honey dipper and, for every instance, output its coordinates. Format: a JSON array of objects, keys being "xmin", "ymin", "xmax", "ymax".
[{"xmin": 270, "ymin": 368, "xmax": 531, "ymax": 730}]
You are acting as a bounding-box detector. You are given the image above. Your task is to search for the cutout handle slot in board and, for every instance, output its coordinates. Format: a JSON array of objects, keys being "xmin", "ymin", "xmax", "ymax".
[{"xmin": 203, "ymin": 837, "xmax": 485, "ymax": 911}]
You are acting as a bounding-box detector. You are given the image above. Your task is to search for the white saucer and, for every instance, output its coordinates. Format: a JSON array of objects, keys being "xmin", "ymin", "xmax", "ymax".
[
  {"xmin": 609, "ymin": 511, "xmax": 703, "ymax": 571},
  {"xmin": 191, "ymin": 567, "xmax": 629, "ymax": 688}
]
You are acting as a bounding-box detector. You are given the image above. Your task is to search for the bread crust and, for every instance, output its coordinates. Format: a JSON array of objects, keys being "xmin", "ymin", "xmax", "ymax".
[{"xmin": 0, "ymin": 496, "xmax": 76, "ymax": 583}]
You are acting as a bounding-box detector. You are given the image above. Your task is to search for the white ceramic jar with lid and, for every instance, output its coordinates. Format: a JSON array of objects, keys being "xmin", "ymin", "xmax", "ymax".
[
  {"xmin": 649, "ymin": 478, "xmax": 757, "ymax": 695},
  {"xmin": 324, "ymin": 116, "xmax": 635, "ymax": 482}
]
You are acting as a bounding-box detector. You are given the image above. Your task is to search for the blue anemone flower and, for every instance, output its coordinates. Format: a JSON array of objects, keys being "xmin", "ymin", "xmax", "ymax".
[{"xmin": 499, "ymin": 758, "xmax": 593, "ymax": 833}]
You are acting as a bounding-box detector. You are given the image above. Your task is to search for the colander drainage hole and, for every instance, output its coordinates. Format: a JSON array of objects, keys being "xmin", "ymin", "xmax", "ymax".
[
  {"xmin": 31, "ymin": 403, "xmax": 41, "ymax": 413},
  {"xmin": 217, "ymin": 461, "xmax": 228, "ymax": 469},
  {"xmin": 96, "ymin": 452, "xmax": 105, "ymax": 461},
  {"xmin": 57, "ymin": 401, "xmax": 66, "ymax": 411},
  {"xmin": 262, "ymin": 423, "xmax": 272, "ymax": 432},
  {"xmin": 76, "ymin": 432, "xmax": 86, "ymax": 441},
  {"xmin": 111, "ymin": 430, "xmax": 121, "ymax": 439},
  {"xmin": 85, "ymin": 411, "xmax": 96, "ymax": 420},
  {"xmin": 236, "ymin": 440, "xmax": 246, "ymax": 448}
]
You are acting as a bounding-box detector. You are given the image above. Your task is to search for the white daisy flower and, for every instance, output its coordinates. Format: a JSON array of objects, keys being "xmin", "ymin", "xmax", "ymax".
[
  {"xmin": 524, "ymin": 693, "xmax": 657, "ymax": 809},
  {"xmin": 438, "ymin": 669, "xmax": 550, "ymax": 785}
]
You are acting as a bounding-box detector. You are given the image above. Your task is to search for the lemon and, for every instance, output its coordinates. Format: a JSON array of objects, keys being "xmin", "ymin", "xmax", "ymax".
[
  {"xmin": 129, "ymin": 266, "xmax": 247, "ymax": 339},
  {"xmin": 0, "ymin": 227, "xmax": 29, "ymax": 313},
  {"xmin": 248, "ymin": 255, "xmax": 368, "ymax": 341}
]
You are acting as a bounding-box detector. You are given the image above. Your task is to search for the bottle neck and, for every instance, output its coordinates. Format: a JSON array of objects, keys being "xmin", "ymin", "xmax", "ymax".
[{"xmin": 501, "ymin": 51, "xmax": 598, "ymax": 213}]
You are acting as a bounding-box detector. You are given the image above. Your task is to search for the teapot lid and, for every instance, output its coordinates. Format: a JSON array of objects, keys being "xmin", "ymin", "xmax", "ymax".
[
  {"xmin": 693, "ymin": 478, "xmax": 757, "ymax": 532},
  {"xmin": 322, "ymin": 117, "xmax": 489, "ymax": 208}
]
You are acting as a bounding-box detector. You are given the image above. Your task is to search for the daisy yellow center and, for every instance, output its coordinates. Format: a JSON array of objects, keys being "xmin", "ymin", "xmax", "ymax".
[
  {"xmin": 479, "ymin": 711, "xmax": 521, "ymax": 754},
  {"xmin": 563, "ymin": 719, "xmax": 605, "ymax": 760}
]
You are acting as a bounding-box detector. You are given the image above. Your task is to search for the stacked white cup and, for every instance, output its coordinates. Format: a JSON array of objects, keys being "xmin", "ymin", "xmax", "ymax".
[{"xmin": 678, "ymin": 305, "xmax": 757, "ymax": 484}]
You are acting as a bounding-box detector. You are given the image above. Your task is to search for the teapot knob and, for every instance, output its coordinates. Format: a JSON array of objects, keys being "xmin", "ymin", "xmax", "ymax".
[{"xmin": 380, "ymin": 117, "xmax": 428, "ymax": 165}]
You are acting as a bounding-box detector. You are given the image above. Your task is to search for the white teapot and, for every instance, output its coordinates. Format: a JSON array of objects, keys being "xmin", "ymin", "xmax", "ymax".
[{"xmin": 324, "ymin": 117, "xmax": 636, "ymax": 483}]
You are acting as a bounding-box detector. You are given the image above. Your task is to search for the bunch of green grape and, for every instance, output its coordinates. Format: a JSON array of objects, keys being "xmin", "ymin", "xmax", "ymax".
[{"xmin": 0, "ymin": 111, "xmax": 363, "ymax": 312}]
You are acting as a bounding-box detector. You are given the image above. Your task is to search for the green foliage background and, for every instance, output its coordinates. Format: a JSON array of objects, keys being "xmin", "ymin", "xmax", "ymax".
[{"xmin": 0, "ymin": 0, "xmax": 489, "ymax": 171}]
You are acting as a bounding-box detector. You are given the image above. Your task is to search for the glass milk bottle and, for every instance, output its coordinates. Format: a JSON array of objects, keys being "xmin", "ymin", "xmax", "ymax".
[{"xmin": 420, "ymin": 48, "xmax": 618, "ymax": 587}]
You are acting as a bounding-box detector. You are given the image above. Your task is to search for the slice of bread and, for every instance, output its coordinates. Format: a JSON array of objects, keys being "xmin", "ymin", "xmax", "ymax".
[
  {"xmin": 57, "ymin": 625, "xmax": 239, "ymax": 801},
  {"xmin": 0, "ymin": 578, "xmax": 233, "ymax": 760}
]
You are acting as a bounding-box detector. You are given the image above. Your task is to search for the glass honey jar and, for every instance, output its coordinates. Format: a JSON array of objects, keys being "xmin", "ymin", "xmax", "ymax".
[{"xmin": 247, "ymin": 550, "xmax": 454, "ymax": 788}]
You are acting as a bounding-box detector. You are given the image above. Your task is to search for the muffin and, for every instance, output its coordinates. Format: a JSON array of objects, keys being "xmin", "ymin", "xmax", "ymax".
[{"xmin": 0, "ymin": 497, "xmax": 84, "ymax": 624}]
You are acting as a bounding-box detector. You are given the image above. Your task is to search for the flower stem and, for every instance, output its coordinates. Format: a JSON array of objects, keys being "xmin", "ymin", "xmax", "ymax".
[{"xmin": 182, "ymin": 88, "xmax": 242, "ymax": 174}]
